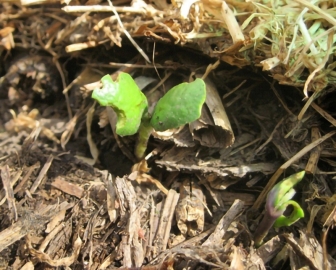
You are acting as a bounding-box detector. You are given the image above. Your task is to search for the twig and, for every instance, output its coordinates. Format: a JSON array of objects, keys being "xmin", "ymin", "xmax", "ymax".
[
  {"xmin": 202, "ymin": 199, "xmax": 245, "ymax": 247},
  {"xmin": 21, "ymin": 0, "xmax": 59, "ymax": 5},
  {"xmin": 154, "ymin": 189, "xmax": 180, "ymax": 251},
  {"xmin": 106, "ymin": 0, "xmax": 151, "ymax": 63},
  {"xmin": 65, "ymin": 41, "xmax": 98, "ymax": 53},
  {"xmin": 221, "ymin": 1, "xmax": 245, "ymax": 43},
  {"xmin": 30, "ymin": 154, "xmax": 53, "ymax": 194},
  {"xmin": 311, "ymin": 102, "xmax": 336, "ymax": 127},
  {"xmin": 305, "ymin": 127, "xmax": 321, "ymax": 174},
  {"xmin": 62, "ymin": 5, "xmax": 163, "ymax": 16},
  {"xmin": 1, "ymin": 166, "xmax": 18, "ymax": 222},
  {"xmin": 269, "ymin": 80, "xmax": 295, "ymax": 117},
  {"xmin": 254, "ymin": 117, "xmax": 284, "ymax": 155}
]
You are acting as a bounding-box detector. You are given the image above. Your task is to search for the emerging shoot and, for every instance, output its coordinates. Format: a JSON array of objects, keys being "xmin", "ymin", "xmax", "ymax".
[
  {"xmin": 254, "ymin": 171, "xmax": 305, "ymax": 246},
  {"xmin": 92, "ymin": 72, "xmax": 206, "ymax": 160},
  {"xmin": 92, "ymin": 73, "xmax": 147, "ymax": 136}
]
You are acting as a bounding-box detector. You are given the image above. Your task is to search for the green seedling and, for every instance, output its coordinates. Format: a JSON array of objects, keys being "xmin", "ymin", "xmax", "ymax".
[
  {"xmin": 92, "ymin": 73, "xmax": 148, "ymax": 136},
  {"xmin": 92, "ymin": 72, "xmax": 206, "ymax": 160},
  {"xmin": 254, "ymin": 171, "xmax": 305, "ymax": 246}
]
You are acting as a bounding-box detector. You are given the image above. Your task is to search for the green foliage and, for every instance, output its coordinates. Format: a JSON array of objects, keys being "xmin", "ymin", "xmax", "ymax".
[
  {"xmin": 92, "ymin": 73, "xmax": 148, "ymax": 136},
  {"xmin": 254, "ymin": 171, "xmax": 305, "ymax": 246},
  {"xmin": 268, "ymin": 171, "xmax": 305, "ymax": 227},
  {"xmin": 273, "ymin": 200, "xmax": 304, "ymax": 228},
  {"xmin": 92, "ymin": 72, "xmax": 206, "ymax": 159},
  {"xmin": 150, "ymin": 78, "xmax": 206, "ymax": 131}
]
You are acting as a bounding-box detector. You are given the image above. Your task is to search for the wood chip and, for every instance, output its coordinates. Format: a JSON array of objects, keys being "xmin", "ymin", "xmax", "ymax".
[
  {"xmin": 175, "ymin": 180, "xmax": 205, "ymax": 237},
  {"xmin": 256, "ymin": 236, "xmax": 285, "ymax": 264},
  {"xmin": 1, "ymin": 165, "xmax": 17, "ymax": 222},
  {"xmin": 51, "ymin": 176, "xmax": 84, "ymax": 198},
  {"xmin": 202, "ymin": 199, "xmax": 244, "ymax": 247},
  {"xmin": 154, "ymin": 189, "xmax": 180, "ymax": 253},
  {"xmin": 284, "ymin": 231, "xmax": 336, "ymax": 270},
  {"xmin": 30, "ymin": 154, "xmax": 53, "ymax": 194}
]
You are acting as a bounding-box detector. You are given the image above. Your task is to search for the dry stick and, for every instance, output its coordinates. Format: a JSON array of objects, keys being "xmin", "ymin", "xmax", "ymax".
[
  {"xmin": 252, "ymin": 130, "xmax": 336, "ymax": 210},
  {"xmin": 201, "ymin": 60, "xmax": 220, "ymax": 80},
  {"xmin": 30, "ymin": 154, "xmax": 54, "ymax": 194},
  {"xmin": 55, "ymin": 59, "xmax": 73, "ymax": 119},
  {"xmin": 13, "ymin": 163, "xmax": 39, "ymax": 194},
  {"xmin": 39, "ymin": 219, "xmax": 66, "ymax": 252},
  {"xmin": 229, "ymin": 137, "xmax": 262, "ymax": 156},
  {"xmin": 90, "ymin": 62, "xmax": 169, "ymax": 69},
  {"xmin": 221, "ymin": 1, "xmax": 245, "ymax": 43},
  {"xmin": 322, "ymin": 226, "xmax": 331, "ymax": 270},
  {"xmin": 62, "ymin": 5, "xmax": 163, "ymax": 15},
  {"xmin": 305, "ymin": 127, "xmax": 321, "ymax": 174},
  {"xmin": 222, "ymin": 80, "xmax": 246, "ymax": 100},
  {"xmin": 260, "ymin": 56, "xmax": 281, "ymax": 70},
  {"xmin": 1, "ymin": 165, "xmax": 18, "ymax": 222},
  {"xmin": 322, "ymin": 200, "xmax": 336, "ymax": 268},
  {"xmin": 174, "ymin": 226, "xmax": 216, "ymax": 249},
  {"xmin": 61, "ymin": 107, "xmax": 88, "ymax": 149},
  {"xmin": 65, "ymin": 41, "xmax": 98, "ymax": 53},
  {"xmin": 106, "ymin": 0, "xmax": 151, "ymax": 63},
  {"xmin": 154, "ymin": 189, "xmax": 180, "ymax": 251},
  {"xmin": 306, "ymin": 205, "xmax": 323, "ymax": 235},
  {"xmin": 202, "ymin": 199, "xmax": 245, "ymax": 247},
  {"xmin": 86, "ymin": 102, "xmax": 99, "ymax": 164},
  {"xmin": 311, "ymin": 102, "xmax": 336, "ymax": 127},
  {"xmin": 79, "ymin": 57, "xmax": 137, "ymax": 92},
  {"xmin": 106, "ymin": 173, "xmax": 117, "ymax": 223},
  {"xmin": 254, "ymin": 118, "xmax": 284, "ymax": 155},
  {"xmin": 269, "ymin": 80, "xmax": 296, "ymax": 117},
  {"xmin": 146, "ymin": 72, "xmax": 172, "ymax": 96},
  {"xmin": 0, "ymin": 169, "xmax": 22, "ymax": 205},
  {"xmin": 44, "ymin": 12, "xmax": 69, "ymax": 25},
  {"xmin": 148, "ymin": 196, "xmax": 155, "ymax": 250},
  {"xmin": 21, "ymin": 0, "xmax": 59, "ymax": 5}
]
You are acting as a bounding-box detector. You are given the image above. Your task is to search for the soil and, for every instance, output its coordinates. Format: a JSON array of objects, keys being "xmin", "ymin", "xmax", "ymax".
[{"xmin": 1, "ymin": 2, "xmax": 336, "ymax": 270}]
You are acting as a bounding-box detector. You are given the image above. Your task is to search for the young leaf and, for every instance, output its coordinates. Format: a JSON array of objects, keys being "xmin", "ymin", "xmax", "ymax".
[
  {"xmin": 254, "ymin": 171, "xmax": 305, "ymax": 246},
  {"xmin": 150, "ymin": 78, "xmax": 206, "ymax": 131},
  {"xmin": 92, "ymin": 73, "xmax": 148, "ymax": 136},
  {"xmin": 273, "ymin": 200, "xmax": 304, "ymax": 228},
  {"xmin": 266, "ymin": 171, "xmax": 305, "ymax": 216}
]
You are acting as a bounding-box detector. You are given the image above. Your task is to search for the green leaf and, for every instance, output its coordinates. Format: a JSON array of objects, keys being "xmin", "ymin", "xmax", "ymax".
[
  {"xmin": 270, "ymin": 171, "xmax": 305, "ymax": 212},
  {"xmin": 150, "ymin": 78, "xmax": 206, "ymax": 131},
  {"xmin": 273, "ymin": 200, "xmax": 304, "ymax": 228},
  {"xmin": 92, "ymin": 73, "xmax": 148, "ymax": 136}
]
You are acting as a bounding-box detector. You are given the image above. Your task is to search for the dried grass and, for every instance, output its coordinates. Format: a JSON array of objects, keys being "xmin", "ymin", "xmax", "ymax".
[{"xmin": 2, "ymin": 0, "xmax": 334, "ymax": 97}]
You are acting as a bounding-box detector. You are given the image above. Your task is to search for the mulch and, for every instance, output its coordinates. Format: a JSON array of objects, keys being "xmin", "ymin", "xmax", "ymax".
[{"xmin": 0, "ymin": 1, "xmax": 336, "ymax": 269}]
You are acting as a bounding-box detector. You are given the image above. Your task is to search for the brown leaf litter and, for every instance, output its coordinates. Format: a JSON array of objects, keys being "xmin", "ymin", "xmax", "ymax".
[{"xmin": 1, "ymin": 0, "xmax": 336, "ymax": 269}]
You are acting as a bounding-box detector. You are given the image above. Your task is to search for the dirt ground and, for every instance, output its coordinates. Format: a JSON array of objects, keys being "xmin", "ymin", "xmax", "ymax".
[{"xmin": 1, "ymin": 1, "xmax": 336, "ymax": 270}]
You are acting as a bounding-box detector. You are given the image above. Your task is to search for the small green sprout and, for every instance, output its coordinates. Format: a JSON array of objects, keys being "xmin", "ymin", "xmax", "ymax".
[
  {"xmin": 254, "ymin": 171, "xmax": 305, "ymax": 246},
  {"xmin": 92, "ymin": 72, "xmax": 206, "ymax": 160},
  {"xmin": 92, "ymin": 73, "xmax": 148, "ymax": 136}
]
